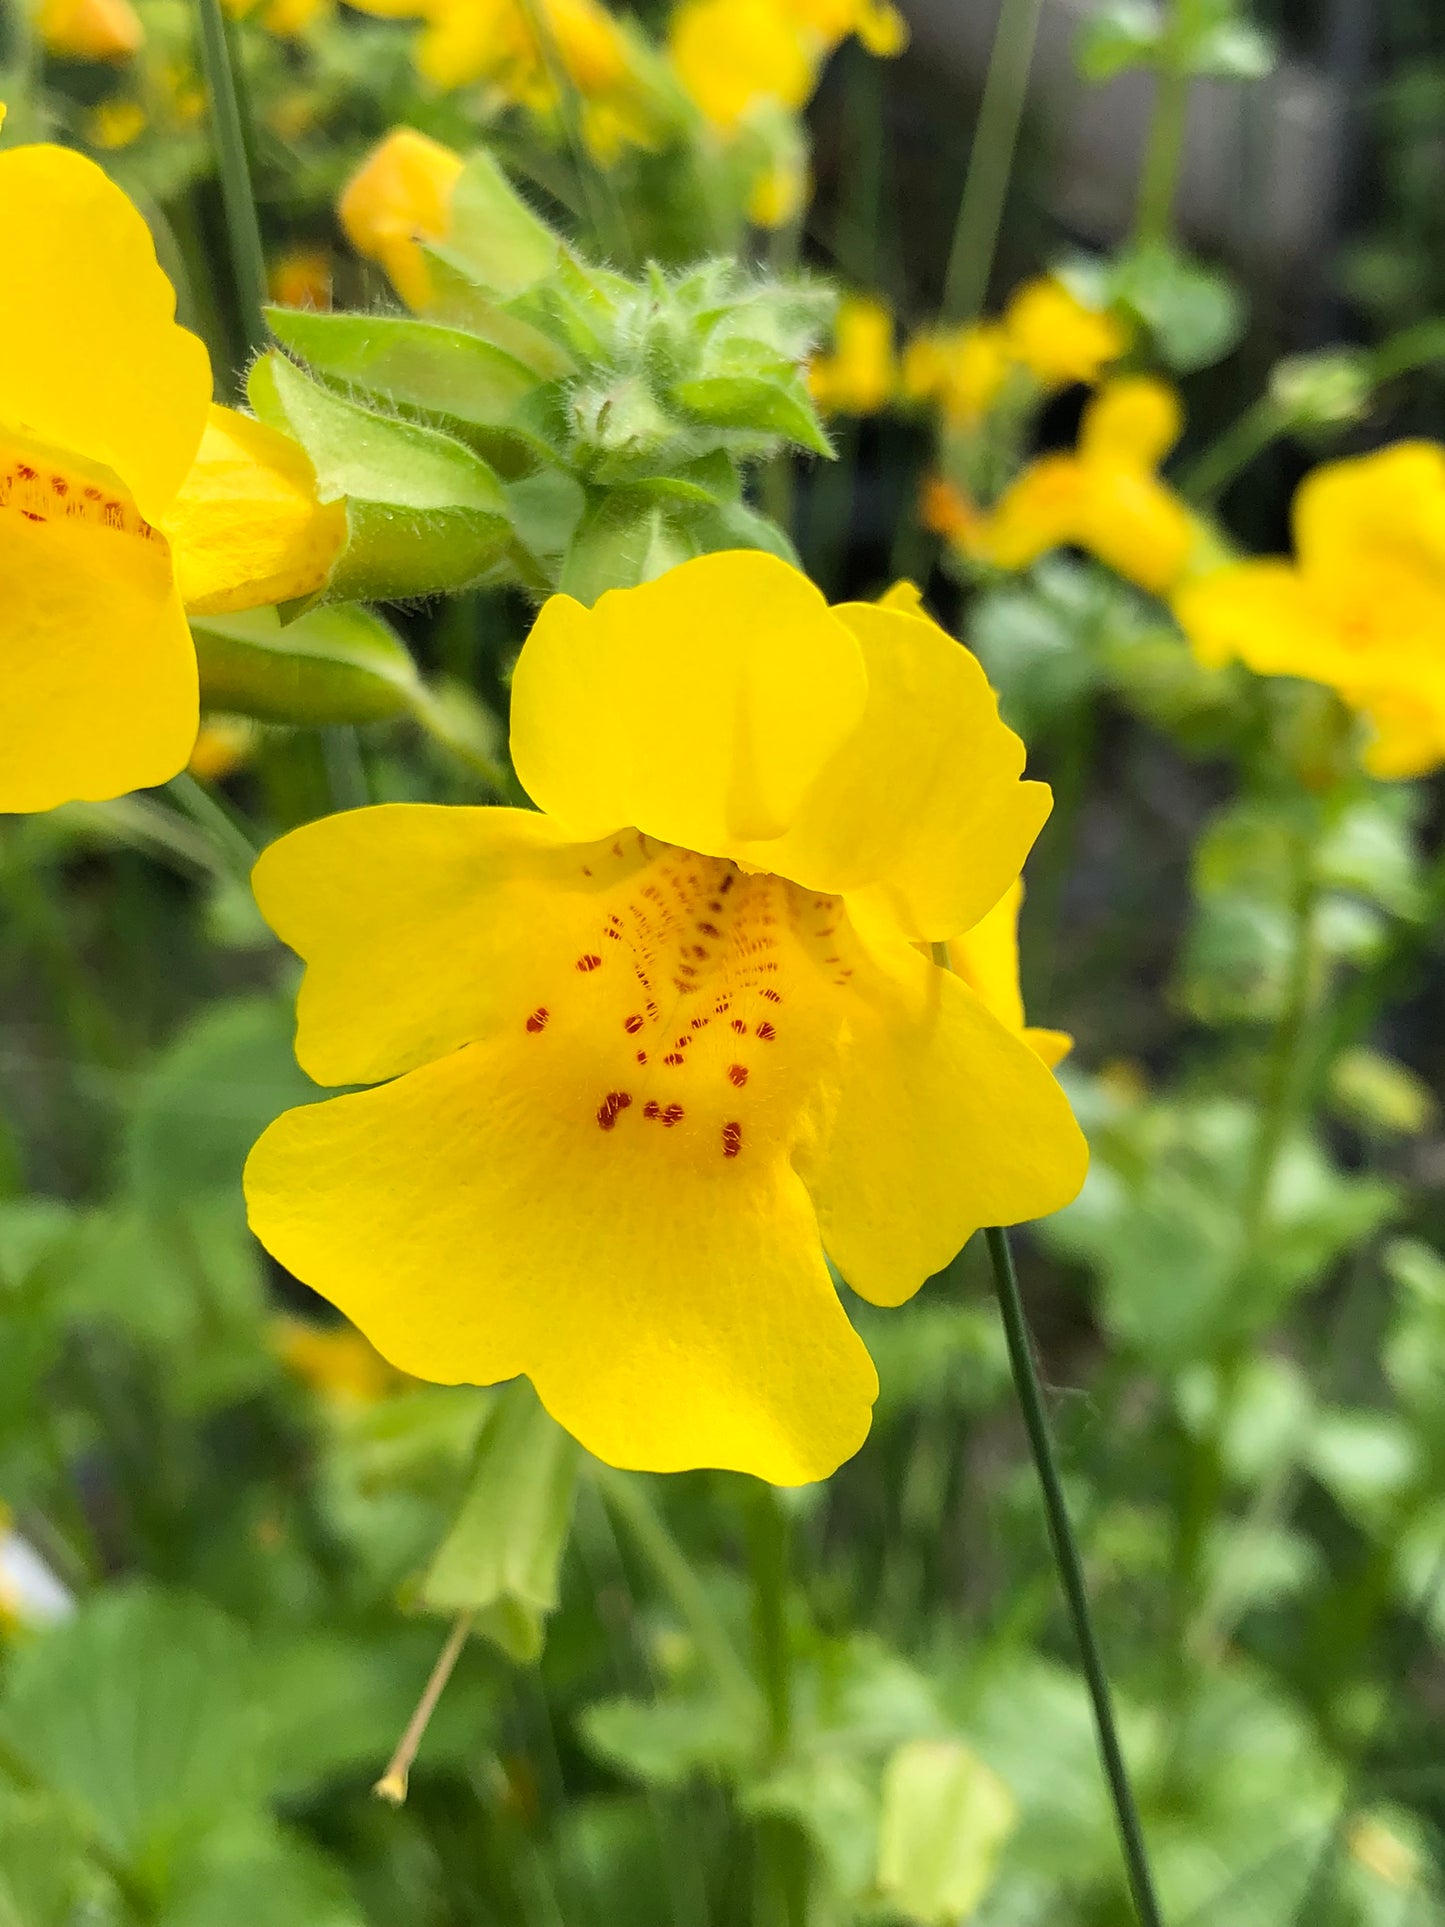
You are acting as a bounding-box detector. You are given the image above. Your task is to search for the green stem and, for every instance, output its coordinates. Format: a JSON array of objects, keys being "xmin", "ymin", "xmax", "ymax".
[
  {"xmin": 748, "ymin": 1486, "xmax": 807, "ymax": 1927},
  {"xmin": 514, "ymin": 0, "xmax": 631, "ymax": 264},
  {"xmin": 165, "ymin": 773, "xmax": 261, "ymax": 886},
  {"xmin": 1178, "ymin": 396, "xmax": 1283, "ymax": 504},
  {"xmin": 942, "ymin": 0, "xmax": 1046, "ymax": 320},
  {"xmin": 193, "ymin": 0, "xmax": 268, "ymax": 360},
  {"xmin": 982, "ymin": 1226, "xmax": 1165, "ymax": 1927},
  {"xmin": 1132, "ymin": 2, "xmax": 1196, "ymax": 249},
  {"xmin": 593, "ymin": 1466, "xmax": 758, "ymax": 1714}
]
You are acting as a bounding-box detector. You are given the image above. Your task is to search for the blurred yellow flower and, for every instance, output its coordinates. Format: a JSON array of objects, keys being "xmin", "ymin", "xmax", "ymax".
[
  {"xmin": 1003, "ymin": 277, "xmax": 1127, "ymax": 389},
  {"xmin": 269, "ymin": 245, "xmax": 333, "ymax": 310},
  {"xmin": 948, "ymin": 880, "xmax": 1071, "ymax": 1068},
  {"xmin": 809, "ymin": 295, "xmax": 896, "ymax": 416},
  {"xmin": 971, "ymin": 377, "xmax": 1197, "ymax": 595},
  {"xmin": 1174, "ymin": 444, "xmax": 1445, "ymax": 779},
  {"xmin": 85, "ymin": 97, "xmax": 147, "ymax": 147},
  {"xmin": 670, "ymin": 0, "xmax": 902, "ymax": 132},
  {"xmin": 747, "ymin": 151, "xmax": 808, "ymax": 230},
  {"xmin": 272, "ymin": 1315, "xmax": 407, "ymax": 1407},
  {"xmin": 245, "ymin": 551, "xmax": 1087, "ymax": 1484},
  {"xmin": 903, "ymin": 279, "xmax": 1125, "ymax": 430},
  {"xmin": 903, "ymin": 323, "xmax": 1012, "ymax": 428},
  {"xmin": 0, "ymin": 146, "xmax": 345, "ymax": 811},
  {"xmin": 188, "ymin": 715, "xmax": 259, "ymax": 783},
  {"xmin": 39, "ymin": 0, "xmax": 142, "ymax": 59},
  {"xmin": 223, "ymin": 0, "xmax": 330, "ymax": 35},
  {"xmin": 338, "ymin": 126, "xmax": 464, "ymax": 311}
]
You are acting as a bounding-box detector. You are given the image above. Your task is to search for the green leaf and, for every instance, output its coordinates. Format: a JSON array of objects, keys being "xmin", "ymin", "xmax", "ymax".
[
  {"xmin": 249, "ymin": 352, "xmax": 513, "ymax": 603},
  {"xmin": 559, "ymin": 492, "xmax": 702, "ymax": 604},
  {"xmin": 1308, "ymin": 1410, "xmax": 1421, "ymax": 1531},
  {"xmin": 1111, "ymin": 243, "xmax": 1247, "ymax": 373},
  {"xmin": 192, "ymin": 604, "xmax": 422, "ymax": 727},
  {"xmin": 0, "ymin": 1787, "xmax": 112, "ymax": 1927},
  {"xmin": 581, "ymin": 1691, "xmax": 760, "ymax": 1787},
  {"xmin": 159, "ymin": 1817, "xmax": 365, "ymax": 1927},
  {"xmin": 876, "ymin": 1738, "xmax": 1017, "ymax": 1924},
  {"xmin": 420, "ymin": 1379, "xmax": 581, "ymax": 1663},
  {"xmin": 1, "ymin": 1586, "xmax": 258, "ymax": 1881},
  {"xmin": 1074, "ymin": 0, "xmax": 1163, "ymax": 81}
]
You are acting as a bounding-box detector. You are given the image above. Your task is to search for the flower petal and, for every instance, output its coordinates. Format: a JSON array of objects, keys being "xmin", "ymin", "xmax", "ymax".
[
  {"xmin": 1294, "ymin": 442, "xmax": 1445, "ymax": 600},
  {"xmin": 756, "ymin": 601, "xmax": 1052, "ymax": 940},
  {"xmin": 245, "ymin": 1039, "xmax": 877, "ymax": 1484},
  {"xmin": 253, "ymin": 803, "xmax": 585, "ymax": 1087},
  {"xmin": 165, "ymin": 405, "xmax": 347, "ymax": 616},
  {"xmin": 1078, "ymin": 377, "xmax": 1181, "ymax": 468},
  {"xmin": 799, "ymin": 902, "xmax": 1088, "ymax": 1307},
  {"xmin": 510, "ymin": 550, "xmax": 869, "ymax": 854},
  {"xmin": 0, "ymin": 146, "xmax": 210, "ymax": 524},
  {"xmin": 0, "ymin": 492, "xmax": 195, "ymax": 810},
  {"xmin": 1173, "ymin": 560, "xmax": 1341, "ymax": 676}
]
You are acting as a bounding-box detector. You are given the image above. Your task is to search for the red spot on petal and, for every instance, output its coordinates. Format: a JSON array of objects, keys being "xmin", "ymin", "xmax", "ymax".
[
  {"xmin": 731, "ymin": 1018, "xmax": 747, "ymax": 1035},
  {"xmin": 756, "ymin": 1022, "xmax": 776, "ymax": 1041},
  {"xmin": 525, "ymin": 1007, "xmax": 549, "ymax": 1033},
  {"xmin": 698, "ymin": 922, "xmax": 720, "ymax": 938},
  {"xmin": 636, "ymin": 1050, "xmax": 648, "ymax": 1064},
  {"xmin": 727, "ymin": 1064, "xmax": 748, "ymax": 1087},
  {"xmin": 623, "ymin": 1013, "xmax": 644, "ymax": 1034},
  {"xmin": 597, "ymin": 1090, "xmax": 632, "ymax": 1130},
  {"xmin": 663, "ymin": 1052, "xmax": 685, "ymax": 1067},
  {"xmin": 722, "ymin": 1121, "xmax": 742, "ymax": 1158},
  {"xmin": 762, "ymin": 989, "xmax": 782, "ymax": 1004},
  {"xmin": 662, "ymin": 1104, "xmax": 684, "ymax": 1127},
  {"xmin": 643, "ymin": 1101, "xmax": 661, "ymax": 1119},
  {"xmin": 576, "ymin": 953, "xmax": 602, "ymax": 972}
]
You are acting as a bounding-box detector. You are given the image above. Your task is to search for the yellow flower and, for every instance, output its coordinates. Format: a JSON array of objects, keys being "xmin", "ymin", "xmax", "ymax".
[
  {"xmin": 1174, "ymin": 444, "xmax": 1445, "ymax": 779},
  {"xmin": 0, "ymin": 145, "xmax": 346, "ymax": 812},
  {"xmin": 903, "ymin": 281, "xmax": 1124, "ymax": 431},
  {"xmin": 902, "ymin": 322, "xmax": 1012, "ymax": 428},
  {"xmin": 946, "ymin": 881, "xmax": 1071, "ymax": 1068},
  {"xmin": 809, "ymin": 295, "xmax": 896, "ymax": 417},
  {"xmin": 85, "ymin": 97, "xmax": 148, "ymax": 148},
  {"xmin": 337, "ymin": 126, "xmax": 464, "ymax": 312},
  {"xmin": 188, "ymin": 715, "xmax": 259, "ymax": 783},
  {"xmin": 1002, "ymin": 277, "xmax": 1127, "ymax": 389},
  {"xmin": 272, "ymin": 1315, "xmax": 407, "ymax": 1407},
  {"xmin": 783, "ymin": 0, "xmax": 906, "ymax": 56},
  {"xmin": 223, "ymin": 0, "xmax": 331, "ymax": 35},
  {"xmin": 244, "ymin": 552, "xmax": 1087, "ymax": 1484},
  {"xmin": 38, "ymin": 0, "xmax": 142, "ymax": 59},
  {"xmin": 269, "ymin": 246, "xmax": 333, "ymax": 311},
  {"xmin": 972, "ymin": 377, "xmax": 1197, "ymax": 596},
  {"xmin": 669, "ymin": 0, "xmax": 815, "ymax": 130},
  {"xmin": 747, "ymin": 152, "xmax": 808, "ymax": 230}
]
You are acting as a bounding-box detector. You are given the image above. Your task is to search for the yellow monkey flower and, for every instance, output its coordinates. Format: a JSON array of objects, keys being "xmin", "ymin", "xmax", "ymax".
[
  {"xmin": 947, "ymin": 880, "xmax": 1071, "ymax": 1068},
  {"xmin": 0, "ymin": 145, "xmax": 345, "ymax": 813},
  {"xmin": 903, "ymin": 280, "xmax": 1125, "ymax": 430},
  {"xmin": 337, "ymin": 126, "xmax": 465, "ymax": 312},
  {"xmin": 809, "ymin": 294, "xmax": 897, "ymax": 417},
  {"xmin": 38, "ymin": 0, "xmax": 142, "ymax": 59},
  {"xmin": 1002, "ymin": 276, "xmax": 1128, "ymax": 390},
  {"xmin": 245, "ymin": 552, "xmax": 1088, "ymax": 1485},
  {"xmin": 1175, "ymin": 444, "xmax": 1445, "ymax": 779},
  {"xmin": 972, "ymin": 377, "xmax": 1197, "ymax": 596}
]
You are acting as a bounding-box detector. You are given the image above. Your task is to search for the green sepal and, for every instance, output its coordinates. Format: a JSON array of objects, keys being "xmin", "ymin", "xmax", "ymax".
[
  {"xmin": 559, "ymin": 486, "xmax": 796, "ymax": 605},
  {"xmin": 191, "ymin": 604, "xmax": 421, "ymax": 726},
  {"xmin": 249, "ymin": 352, "xmax": 514, "ymax": 603},
  {"xmin": 671, "ymin": 370, "xmax": 832, "ymax": 457},
  {"xmin": 442, "ymin": 148, "xmax": 560, "ymax": 296},
  {"xmin": 420, "ymin": 1379, "xmax": 581, "ymax": 1664},
  {"xmin": 264, "ymin": 308, "xmax": 552, "ymax": 473}
]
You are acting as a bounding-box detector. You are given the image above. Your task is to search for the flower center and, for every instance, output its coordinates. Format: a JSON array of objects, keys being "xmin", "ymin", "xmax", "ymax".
[
  {"xmin": 516, "ymin": 831, "xmax": 854, "ymax": 1167},
  {"xmin": 0, "ymin": 430, "xmax": 159, "ymax": 546}
]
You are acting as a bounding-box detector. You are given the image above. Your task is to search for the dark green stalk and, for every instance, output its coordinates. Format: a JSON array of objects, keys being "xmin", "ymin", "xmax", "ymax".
[
  {"xmin": 1132, "ymin": 0, "xmax": 1195, "ymax": 248},
  {"xmin": 982, "ymin": 1226, "xmax": 1165, "ymax": 1927},
  {"xmin": 942, "ymin": 0, "xmax": 1046, "ymax": 320},
  {"xmin": 1178, "ymin": 395, "xmax": 1283, "ymax": 504},
  {"xmin": 193, "ymin": 0, "xmax": 268, "ymax": 359}
]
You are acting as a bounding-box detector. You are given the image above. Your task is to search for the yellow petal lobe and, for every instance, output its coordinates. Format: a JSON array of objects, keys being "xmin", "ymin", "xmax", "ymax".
[
  {"xmin": 338, "ymin": 128, "xmax": 464, "ymax": 311},
  {"xmin": 0, "ymin": 146, "xmax": 210, "ymax": 526},
  {"xmin": 509, "ymin": 551, "xmax": 870, "ymax": 857},
  {"xmin": 165, "ymin": 404, "xmax": 346, "ymax": 616}
]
